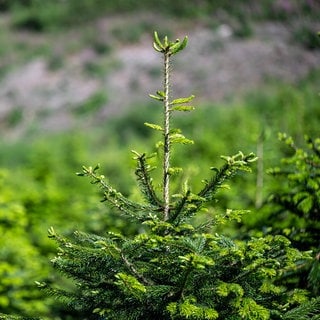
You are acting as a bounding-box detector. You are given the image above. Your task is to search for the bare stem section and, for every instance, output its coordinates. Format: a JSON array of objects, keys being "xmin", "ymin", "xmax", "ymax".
[{"xmin": 163, "ymin": 51, "xmax": 171, "ymax": 221}]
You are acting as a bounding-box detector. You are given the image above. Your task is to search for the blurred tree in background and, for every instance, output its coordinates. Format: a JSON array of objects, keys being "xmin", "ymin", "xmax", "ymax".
[{"xmin": 243, "ymin": 134, "xmax": 320, "ymax": 297}]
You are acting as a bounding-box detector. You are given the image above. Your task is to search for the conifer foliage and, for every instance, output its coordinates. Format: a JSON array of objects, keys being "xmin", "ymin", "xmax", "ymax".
[
  {"xmin": 38, "ymin": 33, "xmax": 320, "ymax": 319},
  {"xmin": 260, "ymin": 134, "xmax": 320, "ymax": 296}
]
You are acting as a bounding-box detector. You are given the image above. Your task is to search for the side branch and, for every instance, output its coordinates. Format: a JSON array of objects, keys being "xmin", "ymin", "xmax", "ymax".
[
  {"xmin": 120, "ymin": 252, "xmax": 154, "ymax": 286},
  {"xmin": 135, "ymin": 153, "xmax": 163, "ymax": 207},
  {"xmin": 78, "ymin": 165, "xmax": 159, "ymax": 220}
]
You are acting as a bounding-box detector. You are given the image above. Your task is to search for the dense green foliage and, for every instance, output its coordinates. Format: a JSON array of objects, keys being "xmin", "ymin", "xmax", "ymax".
[
  {"xmin": 43, "ymin": 216, "xmax": 316, "ymax": 319},
  {"xmin": 243, "ymin": 134, "xmax": 320, "ymax": 296},
  {"xmin": 0, "ymin": 135, "xmax": 141, "ymax": 319},
  {"xmin": 0, "ymin": 168, "xmax": 48, "ymax": 317},
  {"xmin": 29, "ymin": 33, "xmax": 320, "ymax": 319}
]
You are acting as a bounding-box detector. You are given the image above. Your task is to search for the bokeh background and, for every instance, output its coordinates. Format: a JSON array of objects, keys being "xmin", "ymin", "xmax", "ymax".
[{"xmin": 0, "ymin": 1, "xmax": 319, "ymax": 318}]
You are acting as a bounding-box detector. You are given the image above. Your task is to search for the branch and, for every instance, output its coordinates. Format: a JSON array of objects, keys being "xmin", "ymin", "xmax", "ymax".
[
  {"xmin": 120, "ymin": 252, "xmax": 154, "ymax": 286},
  {"xmin": 78, "ymin": 165, "xmax": 159, "ymax": 220},
  {"xmin": 134, "ymin": 152, "xmax": 163, "ymax": 207}
]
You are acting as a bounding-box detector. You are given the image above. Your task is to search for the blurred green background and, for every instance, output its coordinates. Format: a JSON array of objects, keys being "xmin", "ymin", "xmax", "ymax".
[{"xmin": 0, "ymin": 1, "xmax": 319, "ymax": 318}]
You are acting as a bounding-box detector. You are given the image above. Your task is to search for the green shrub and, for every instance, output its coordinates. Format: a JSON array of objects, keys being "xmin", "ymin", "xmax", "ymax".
[
  {"xmin": 0, "ymin": 132, "xmax": 142, "ymax": 319},
  {"xmin": 247, "ymin": 134, "xmax": 320, "ymax": 296},
  {"xmin": 0, "ymin": 169, "xmax": 50, "ymax": 318}
]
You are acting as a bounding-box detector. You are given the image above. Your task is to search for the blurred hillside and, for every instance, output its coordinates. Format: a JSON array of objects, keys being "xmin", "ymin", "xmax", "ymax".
[{"xmin": 0, "ymin": 0, "xmax": 319, "ymax": 140}]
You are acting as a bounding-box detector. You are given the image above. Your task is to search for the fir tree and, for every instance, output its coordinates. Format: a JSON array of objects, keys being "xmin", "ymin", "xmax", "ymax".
[
  {"xmin": 36, "ymin": 32, "xmax": 320, "ymax": 320},
  {"xmin": 253, "ymin": 133, "xmax": 320, "ymax": 296}
]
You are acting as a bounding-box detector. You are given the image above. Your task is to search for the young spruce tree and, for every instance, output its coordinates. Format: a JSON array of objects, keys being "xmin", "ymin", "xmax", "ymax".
[
  {"xmin": 38, "ymin": 33, "xmax": 320, "ymax": 320},
  {"xmin": 253, "ymin": 133, "xmax": 320, "ymax": 296}
]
